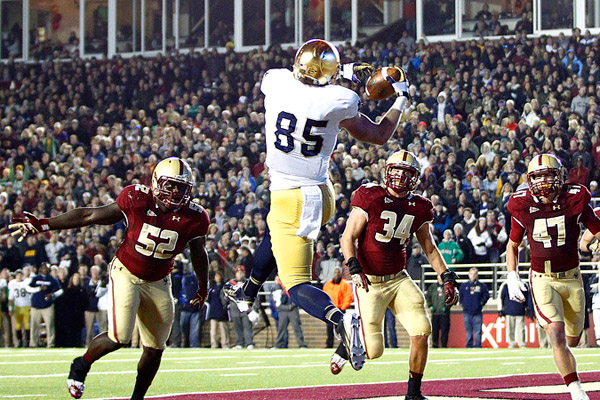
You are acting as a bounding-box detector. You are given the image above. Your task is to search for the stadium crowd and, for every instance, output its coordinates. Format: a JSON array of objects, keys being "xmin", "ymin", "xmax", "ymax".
[{"xmin": 1, "ymin": 27, "xmax": 600, "ymax": 348}]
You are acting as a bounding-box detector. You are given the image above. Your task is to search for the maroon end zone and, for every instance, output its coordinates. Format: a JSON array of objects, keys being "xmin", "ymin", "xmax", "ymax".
[{"xmin": 138, "ymin": 371, "xmax": 600, "ymax": 400}]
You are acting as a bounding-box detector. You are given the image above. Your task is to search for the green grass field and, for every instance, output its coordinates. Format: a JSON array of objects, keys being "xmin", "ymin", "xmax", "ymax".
[{"xmin": 0, "ymin": 347, "xmax": 599, "ymax": 399}]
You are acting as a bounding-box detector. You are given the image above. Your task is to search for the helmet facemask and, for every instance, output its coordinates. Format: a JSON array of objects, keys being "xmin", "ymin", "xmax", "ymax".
[
  {"xmin": 384, "ymin": 165, "xmax": 419, "ymax": 195},
  {"xmin": 527, "ymin": 169, "xmax": 562, "ymax": 197},
  {"xmin": 153, "ymin": 176, "xmax": 192, "ymax": 210}
]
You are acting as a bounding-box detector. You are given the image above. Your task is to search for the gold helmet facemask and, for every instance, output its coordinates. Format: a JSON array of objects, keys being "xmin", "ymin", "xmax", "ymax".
[{"xmin": 293, "ymin": 39, "xmax": 340, "ymax": 86}]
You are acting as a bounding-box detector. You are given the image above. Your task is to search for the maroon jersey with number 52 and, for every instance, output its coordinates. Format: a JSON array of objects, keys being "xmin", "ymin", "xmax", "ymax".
[
  {"xmin": 350, "ymin": 184, "xmax": 434, "ymax": 276},
  {"xmin": 507, "ymin": 183, "xmax": 600, "ymax": 273},
  {"xmin": 115, "ymin": 184, "xmax": 209, "ymax": 281}
]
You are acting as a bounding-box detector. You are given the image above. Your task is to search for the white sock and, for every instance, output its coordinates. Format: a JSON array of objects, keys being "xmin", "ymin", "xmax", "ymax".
[{"xmin": 567, "ymin": 381, "xmax": 588, "ymax": 399}]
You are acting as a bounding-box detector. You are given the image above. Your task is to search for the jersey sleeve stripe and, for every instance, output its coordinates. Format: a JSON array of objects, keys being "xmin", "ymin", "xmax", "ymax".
[
  {"xmin": 512, "ymin": 217, "xmax": 525, "ymax": 228},
  {"xmin": 416, "ymin": 218, "xmax": 434, "ymax": 232}
]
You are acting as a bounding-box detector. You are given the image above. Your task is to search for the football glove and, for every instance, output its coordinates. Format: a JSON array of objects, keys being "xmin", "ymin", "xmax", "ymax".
[
  {"xmin": 190, "ymin": 285, "xmax": 209, "ymax": 309},
  {"xmin": 385, "ymin": 67, "xmax": 410, "ymax": 98},
  {"xmin": 9, "ymin": 211, "xmax": 50, "ymax": 242},
  {"xmin": 506, "ymin": 270, "xmax": 527, "ymax": 303},
  {"xmin": 346, "ymin": 257, "xmax": 371, "ymax": 292},
  {"xmin": 441, "ymin": 269, "xmax": 459, "ymax": 306},
  {"xmin": 341, "ymin": 62, "xmax": 374, "ymax": 84}
]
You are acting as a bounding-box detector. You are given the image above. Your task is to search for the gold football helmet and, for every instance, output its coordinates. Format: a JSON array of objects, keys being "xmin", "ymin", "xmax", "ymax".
[
  {"xmin": 384, "ymin": 150, "xmax": 421, "ymax": 194},
  {"xmin": 527, "ymin": 154, "xmax": 564, "ymax": 197},
  {"xmin": 293, "ymin": 39, "xmax": 340, "ymax": 86},
  {"xmin": 152, "ymin": 157, "xmax": 194, "ymax": 209}
]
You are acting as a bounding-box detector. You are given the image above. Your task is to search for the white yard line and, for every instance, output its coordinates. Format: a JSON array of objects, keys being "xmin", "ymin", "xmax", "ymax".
[
  {"xmin": 2, "ymin": 356, "xmax": 599, "ymax": 379},
  {"xmin": 219, "ymin": 373, "xmax": 258, "ymax": 377}
]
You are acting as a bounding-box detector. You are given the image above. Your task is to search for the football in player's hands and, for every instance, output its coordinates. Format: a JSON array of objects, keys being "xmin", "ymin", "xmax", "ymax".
[{"xmin": 365, "ymin": 67, "xmax": 407, "ymax": 101}]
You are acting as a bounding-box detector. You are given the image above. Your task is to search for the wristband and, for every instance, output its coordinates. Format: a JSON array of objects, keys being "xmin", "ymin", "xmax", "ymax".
[{"xmin": 391, "ymin": 95, "xmax": 407, "ymax": 111}]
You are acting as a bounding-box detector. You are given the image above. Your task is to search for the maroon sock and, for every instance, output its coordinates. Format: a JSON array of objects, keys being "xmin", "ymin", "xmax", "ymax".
[
  {"xmin": 83, "ymin": 351, "xmax": 95, "ymax": 366},
  {"xmin": 563, "ymin": 372, "xmax": 579, "ymax": 386}
]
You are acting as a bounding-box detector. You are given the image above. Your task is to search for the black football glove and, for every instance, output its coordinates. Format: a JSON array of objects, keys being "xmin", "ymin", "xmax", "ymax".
[
  {"xmin": 441, "ymin": 269, "xmax": 459, "ymax": 306},
  {"xmin": 346, "ymin": 257, "xmax": 371, "ymax": 292}
]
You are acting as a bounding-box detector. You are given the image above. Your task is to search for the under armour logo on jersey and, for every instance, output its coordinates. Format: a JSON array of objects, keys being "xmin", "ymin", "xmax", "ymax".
[
  {"xmin": 172, "ymin": 216, "xmax": 181, "ymax": 221},
  {"xmin": 408, "ymin": 201, "xmax": 416, "ymax": 206},
  {"xmin": 553, "ymin": 205, "xmax": 561, "ymax": 210},
  {"xmin": 384, "ymin": 197, "xmax": 393, "ymax": 203},
  {"xmin": 529, "ymin": 207, "xmax": 539, "ymax": 213},
  {"xmin": 146, "ymin": 210, "xmax": 157, "ymax": 217}
]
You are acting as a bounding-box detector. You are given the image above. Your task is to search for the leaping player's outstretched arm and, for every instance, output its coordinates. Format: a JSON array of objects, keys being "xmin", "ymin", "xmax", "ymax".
[
  {"xmin": 340, "ymin": 97, "xmax": 406, "ymax": 146},
  {"xmin": 188, "ymin": 236, "xmax": 210, "ymax": 309},
  {"xmin": 9, "ymin": 203, "xmax": 123, "ymax": 241},
  {"xmin": 415, "ymin": 222, "xmax": 449, "ymax": 276}
]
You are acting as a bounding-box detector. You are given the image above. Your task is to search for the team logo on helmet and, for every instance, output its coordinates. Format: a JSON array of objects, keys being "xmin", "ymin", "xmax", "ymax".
[
  {"xmin": 151, "ymin": 157, "xmax": 194, "ymax": 210},
  {"xmin": 384, "ymin": 150, "xmax": 420, "ymax": 194},
  {"xmin": 293, "ymin": 39, "xmax": 340, "ymax": 86},
  {"xmin": 527, "ymin": 154, "xmax": 564, "ymax": 197}
]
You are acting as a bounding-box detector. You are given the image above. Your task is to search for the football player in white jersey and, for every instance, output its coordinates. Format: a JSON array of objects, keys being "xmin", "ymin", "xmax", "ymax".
[
  {"xmin": 8, "ymin": 269, "xmax": 32, "ymax": 347},
  {"xmin": 258, "ymin": 39, "xmax": 410, "ymax": 370}
]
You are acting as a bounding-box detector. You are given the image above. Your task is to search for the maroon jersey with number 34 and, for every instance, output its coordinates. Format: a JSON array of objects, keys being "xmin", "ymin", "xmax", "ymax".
[
  {"xmin": 350, "ymin": 184, "xmax": 434, "ymax": 276},
  {"xmin": 507, "ymin": 183, "xmax": 600, "ymax": 273},
  {"xmin": 115, "ymin": 184, "xmax": 209, "ymax": 281}
]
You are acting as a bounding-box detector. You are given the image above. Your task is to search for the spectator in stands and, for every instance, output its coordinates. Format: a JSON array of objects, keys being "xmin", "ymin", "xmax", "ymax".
[
  {"xmin": 451, "ymin": 224, "xmax": 473, "ymax": 264},
  {"xmin": 84, "ymin": 266, "xmax": 102, "ymax": 346},
  {"xmin": 55, "ymin": 273, "xmax": 88, "ymax": 347},
  {"xmin": 225, "ymin": 266, "xmax": 255, "ymax": 349},
  {"xmin": 459, "ymin": 268, "xmax": 489, "ymax": 348},
  {"xmin": 315, "ymin": 244, "xmax": 343, "ymax": 284},
  {"xmin": 468, "ymin": 217, "xmax": 493, "ymax": 264},
  {"xmin": 322, "ymin": 266, "xmax": 353, "ymax": 348},
  {"xmin": 207, "ymin": 271, "xmax": 230, "ymax": 349},
  {"xmin": 273, "ymin": 275, "xmax": 307, "ymax": 349},
  {"xmin": 438, "ymin": 229, "xmax": 464, "ymax": 265},
  {"xmin": 406, "ymin": 245, "xmax": 428, "ymax": 281},
  {"xmin": 499, "ymin": 279, "xmax": 533, "ymax": 349},
  {"xmin": 179, "ymin": 266, "xmax": 202, "ymax": 348},
  {"xmin": 28, "ymin": 262, "xmax": 62, "ymax": 348},
  {"xmin": 426, "ymin": 275, "xmax": 453, "ymax": 348}
]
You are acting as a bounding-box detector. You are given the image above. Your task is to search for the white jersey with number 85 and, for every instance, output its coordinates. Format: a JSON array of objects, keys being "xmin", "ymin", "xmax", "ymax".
[{"xmin": 261, "ymin": 69, "xmax": 360, "ymax": 190}]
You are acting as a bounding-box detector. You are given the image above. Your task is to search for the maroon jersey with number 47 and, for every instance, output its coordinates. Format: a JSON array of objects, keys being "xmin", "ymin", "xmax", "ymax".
[
  {"xmin": 507, "ymin": 183, "xmax": 600, "ymax": 273},
  {"xmin": 115, "ymin": 184, "xmax": 209, "ymax": 281},
  {"xmin": 350, "ymin": 184, "xmax": 434, "ymax": 276}
]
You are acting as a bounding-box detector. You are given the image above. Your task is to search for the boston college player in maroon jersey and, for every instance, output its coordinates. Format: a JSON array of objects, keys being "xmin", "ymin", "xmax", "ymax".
[
  {"xmin": 506, "ymin": 154, "xmax": 600, "ymax": 400},
  {"xmin": 10, "ymin": 157, "xmax": 210, "ymax": 400},
  {"xmin": 332, "ymin": 150, "xmax": 459, "ymax": 400}
]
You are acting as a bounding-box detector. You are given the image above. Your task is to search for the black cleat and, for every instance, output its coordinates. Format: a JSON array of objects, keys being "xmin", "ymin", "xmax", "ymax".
[
  {"xmin": 67, "ymin": 356, "xmax": 90, "ymax": 399},
  {"xmin": 335, "ymin": 312, "xmax": 366, "ymax": 371},
  {"xmin": 405, "ymin": 395, "xmax": 429, "ymax": 400}
]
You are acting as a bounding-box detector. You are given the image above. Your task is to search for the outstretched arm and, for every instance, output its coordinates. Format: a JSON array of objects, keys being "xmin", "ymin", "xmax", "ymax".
[
  {"xmin": 10, "ymin": 203, "xmax": 123, "ymax": 241},
  {"xmin": 339, "ymin": 97, "xmax": 407, "ymax": 146},
  {"xmin": 189, "ymin": 236, "xmax": 209, "ymax": 309}
]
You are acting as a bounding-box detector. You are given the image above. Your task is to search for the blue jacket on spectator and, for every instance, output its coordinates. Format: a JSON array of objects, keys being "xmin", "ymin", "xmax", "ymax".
[
  {"xmin": 29, "ymin": 273, "xmax": 62, "ymax": 309},
  {"xmin": 500, "ymin": 282, "xmax": 533, "ymax": 316},
  {"xmin": 206, "ymin": 281, "xmax": 228, "ymax": 321},
  {"xmin": 459, "ymin": 280, "xmax": 489, "ymax": 315},
  {"xmin": 179, "ymin": 273, "xmax": 199, "ymax": 312}
]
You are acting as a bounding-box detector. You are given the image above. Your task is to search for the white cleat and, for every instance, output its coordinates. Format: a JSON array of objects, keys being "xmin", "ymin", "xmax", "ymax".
[
  {"xmin": 336, "ymin": 312, "xmax": 366, "ymax": 371},
  {"xmin": 67, "ymin": 379, "xmax": 85, "ymax": 399}
]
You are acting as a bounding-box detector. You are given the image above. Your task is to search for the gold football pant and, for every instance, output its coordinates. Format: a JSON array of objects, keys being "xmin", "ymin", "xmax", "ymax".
[
  {"xmin": 107, "ymin": 257, "xmax": 175, "ymax": 349},
  {"xmin": 13, "ymin": 306, "xmax": 30, "ymax": 330},
  {"xmin": 529, "ymin": 268, "xmax": 584, "ymax": 337},
  {"xmin": 355, "ymin": 272, "xmax": 431, "ymax": 359},
  {"xmin": 267, "ymin": 182, "xmax": 335, "ymax": 290}
]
